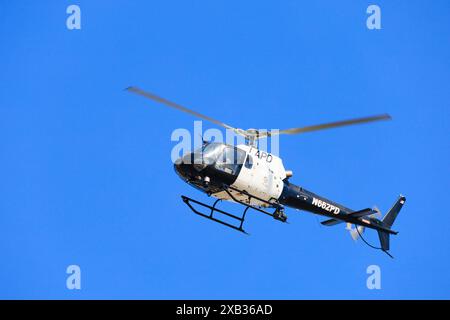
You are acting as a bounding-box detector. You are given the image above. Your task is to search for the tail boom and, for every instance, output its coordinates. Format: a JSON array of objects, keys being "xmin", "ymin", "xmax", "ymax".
[{"xmin": 279, "ymin": 180, "xmax": 406, "ymax": 256}]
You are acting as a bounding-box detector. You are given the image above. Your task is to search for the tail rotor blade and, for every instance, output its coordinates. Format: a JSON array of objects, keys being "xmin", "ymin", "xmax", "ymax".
[
  {"xmin": 372, "ymin": 206, "xmax": 382, "ymax": 218},
  {"xmin": 350, "ymin": 225, "xmax": 365, "ymax": 241}
]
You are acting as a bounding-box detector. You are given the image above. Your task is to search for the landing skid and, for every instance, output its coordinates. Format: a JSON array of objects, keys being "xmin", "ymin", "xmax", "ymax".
[{"xmin": 181, "ymin": 185, "xmax": 287, "ymax": 234}]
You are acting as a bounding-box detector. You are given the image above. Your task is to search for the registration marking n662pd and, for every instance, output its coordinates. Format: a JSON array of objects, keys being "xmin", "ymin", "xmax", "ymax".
[{"xmin": 312, "ymin": 197, "xmax": 340, "ymax": 214}]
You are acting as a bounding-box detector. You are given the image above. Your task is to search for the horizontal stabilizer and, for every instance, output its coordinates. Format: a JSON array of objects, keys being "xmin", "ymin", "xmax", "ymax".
[
  {"xmin": 321, "ymin": 208, "xmax": 374, "ymax": 226},
  {"xmin": 321, "ymin": 218, "xmax": 343, "ymax": 226}
]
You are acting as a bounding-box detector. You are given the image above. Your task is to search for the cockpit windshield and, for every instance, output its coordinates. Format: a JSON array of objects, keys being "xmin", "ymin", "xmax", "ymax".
[{"xmin": 199, "ymin": 142, "xmax": 225, "ymax": 164}]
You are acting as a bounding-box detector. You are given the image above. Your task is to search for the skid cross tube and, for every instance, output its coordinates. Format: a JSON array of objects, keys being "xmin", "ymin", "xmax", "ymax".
[{"xmin": 181, "ymin": 184, "xmax": 287, "ymax": 234}]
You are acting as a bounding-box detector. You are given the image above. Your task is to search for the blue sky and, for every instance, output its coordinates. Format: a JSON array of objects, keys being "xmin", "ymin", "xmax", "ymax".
[{"xmin": 0, "ymin": 1, "xmax": 449, "ymax": 299}]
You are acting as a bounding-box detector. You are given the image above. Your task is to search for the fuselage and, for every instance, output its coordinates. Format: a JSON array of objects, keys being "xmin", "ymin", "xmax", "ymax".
[{"xmin": 174, "ymin": 142, "xmax": 354, "ymax": 218}]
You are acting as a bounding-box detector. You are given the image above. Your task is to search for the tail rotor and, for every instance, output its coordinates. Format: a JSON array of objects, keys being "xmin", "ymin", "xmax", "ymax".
[{"xmin": 347, "ymin": 206, "xmax": 381, "ymax": 241}]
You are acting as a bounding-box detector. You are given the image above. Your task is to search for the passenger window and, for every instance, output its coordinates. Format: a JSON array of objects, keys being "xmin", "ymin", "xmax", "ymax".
[{"xmin": 245, "ymin": 155, "xmax": 253, "ymax": 169}]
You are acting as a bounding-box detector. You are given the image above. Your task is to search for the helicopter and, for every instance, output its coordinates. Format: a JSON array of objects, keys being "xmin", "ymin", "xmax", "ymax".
[{"xmin": 127, "ymin": 86, "xmax": 405, "ymax": 258}]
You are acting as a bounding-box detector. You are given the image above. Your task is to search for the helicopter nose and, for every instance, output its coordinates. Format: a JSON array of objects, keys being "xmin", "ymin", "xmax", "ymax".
[
  {"xmin": 174, "ymin": 155, "xmax": 195, "ymax": 178},
  {"xmin": 174, "ymin": 158, "xmax": 190, "ymax": 180},
  {"xmin": 174, "ymin": 153, "xmax": 209, "ymax": 181}
]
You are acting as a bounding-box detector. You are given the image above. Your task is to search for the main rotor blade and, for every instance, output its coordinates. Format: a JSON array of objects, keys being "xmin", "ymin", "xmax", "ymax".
[
  {"xmin": 126, "ymin": 86, "xmax": 234, "ymax": 130},
  {"xmin": 266, "ymin": 114, "xmax": 391, "ymax": 137}
]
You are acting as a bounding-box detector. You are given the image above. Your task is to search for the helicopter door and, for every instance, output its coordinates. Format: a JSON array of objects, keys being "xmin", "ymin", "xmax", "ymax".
[
  {"xmin": 241, "ymin": 154, "xmax": 254, "ymax": 189},
  {"xmin": 227, "ymin": 152, "xmax": 256, "ymax": 204},
  {"xmin": 231, "ymin": 151, "xmax": 270, "ymax": 206}
]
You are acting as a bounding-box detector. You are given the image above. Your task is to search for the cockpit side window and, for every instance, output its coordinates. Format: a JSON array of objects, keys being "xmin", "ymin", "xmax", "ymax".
[{"xmin": 215, "ymin": 146, "xmax": 246, "ymax": 176}]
